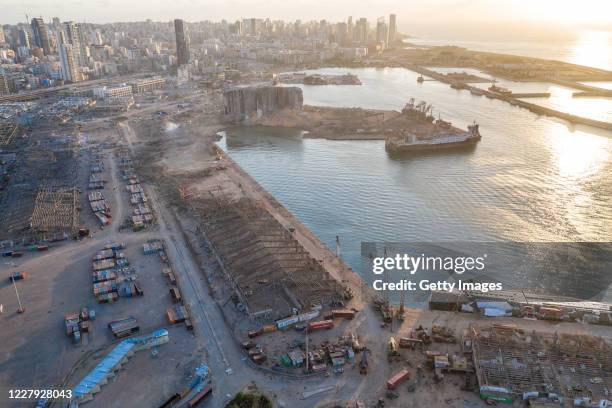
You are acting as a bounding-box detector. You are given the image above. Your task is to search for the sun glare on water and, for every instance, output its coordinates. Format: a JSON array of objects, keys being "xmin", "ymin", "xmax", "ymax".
[{"xmin": 570, "ymin": 30, "xmax": 612, "ymax": 71}]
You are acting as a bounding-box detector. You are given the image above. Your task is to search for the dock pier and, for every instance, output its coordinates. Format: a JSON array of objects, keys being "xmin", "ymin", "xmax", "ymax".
[{"xmin": 408, "ymin": 65, "xmax": 612, "ymax": 131}]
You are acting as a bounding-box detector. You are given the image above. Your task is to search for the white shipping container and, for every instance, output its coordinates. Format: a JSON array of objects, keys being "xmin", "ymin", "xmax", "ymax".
[
  {"xmin": 276, "ymin": 316, "xmax": 299, "ymax": 330},
  {"xmin": 297, "ymin": 309, "xmax": 320, "ymax": 322}
]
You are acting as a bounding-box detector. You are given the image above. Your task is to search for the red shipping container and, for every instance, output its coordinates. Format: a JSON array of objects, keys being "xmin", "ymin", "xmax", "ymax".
[
  {"xmin": 308, "ymin": 319, "xmax": 334, "ymax": 332},
  {"xmin": 188, "ymin": 386, "xmax": 212, "ymax": 407},
  {"xmin": 332, "ymin": 309, "xmax": 356, "ymax": 319},
  {"xmin": 387, "ymin": 368, "xmax": 410, "ymax": 390}
]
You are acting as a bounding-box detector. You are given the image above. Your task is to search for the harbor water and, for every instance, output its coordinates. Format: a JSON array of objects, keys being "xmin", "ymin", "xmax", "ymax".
[{"xmin": 217, "ymin": 67, "xmax": 612, "ymax": 304}]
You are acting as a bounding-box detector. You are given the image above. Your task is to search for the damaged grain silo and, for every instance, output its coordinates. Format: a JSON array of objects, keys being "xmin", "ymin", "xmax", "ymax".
[{"xmin": 223, "ymin": 86, "xmax": 303, "ymax": 122}]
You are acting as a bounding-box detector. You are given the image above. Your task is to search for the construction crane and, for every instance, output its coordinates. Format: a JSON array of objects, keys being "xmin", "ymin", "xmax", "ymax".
[
  {"xmin": 380, "ymin": 247, "xmax": 392, "ymax": 324},
  {"xmin": 396, "ymin": 289, "xmax": 405, "ymax": 321}
]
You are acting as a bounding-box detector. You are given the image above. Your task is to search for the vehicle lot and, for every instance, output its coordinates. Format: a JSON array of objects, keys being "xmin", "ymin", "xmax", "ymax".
[{"xmin": 0, "ymin": 128, "xmax": 204, "ymax": 407}]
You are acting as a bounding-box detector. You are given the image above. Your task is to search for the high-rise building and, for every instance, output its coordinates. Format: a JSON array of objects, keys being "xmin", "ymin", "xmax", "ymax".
[
  {"xmin": 0, "ymin": 29, "xmax": 6, "ymax": 44},
  {"xmin": 335, "ymin": 22, "xmax": 348, "ymax": 46},
  {"xmin": 63, "ymin": 22, "xmax": 84, "ymax": 66},
  {"xmin": 354, "ymin": 18, "xmax": 368, "ymax": 44},
  {"xmin": 233, "ymin": 20, "xmax": 243, "ymax": 36},
  {"xmin": 59, "ymin": 43, "xmax": 79, "ymax": 82},
  {"xmin": 174, "ymin": 19, "xmax": 190, "ymax": 66},
  {"xmin": 388, "ymin": 14, "xmax": 397, "ymax": 44},
  {"xmin": 347, "ymin": 17, "xmax": 353, "ymax": 42},
  {"xmin": 376, "ymin": 17, "xmax": 388, "ymax": 47},
  {"xmin": 248, "ymin": 18, "xmax": 259, "ymax": 36},
  {"xmin": 91, "ymin": 30, "xmax": 103, "ymax": 46},
  {"xmin": 31, "ymin": 17, "xmax": 51, "ymax": 55},
  {"xmin": 18, "ymin": 29, "xmax": 30, "ymax": 49}
]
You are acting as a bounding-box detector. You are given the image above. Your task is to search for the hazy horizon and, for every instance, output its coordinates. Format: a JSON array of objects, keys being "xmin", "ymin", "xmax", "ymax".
[{"xmin": 3, "ymin": 0, "xmax": 611, "ymax": 29}]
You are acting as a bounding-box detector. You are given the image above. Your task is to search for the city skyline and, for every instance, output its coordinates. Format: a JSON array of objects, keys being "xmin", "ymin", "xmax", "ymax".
[{"xmin": 2, "ymin": 0, "xmax": 611, "ymax": 28}]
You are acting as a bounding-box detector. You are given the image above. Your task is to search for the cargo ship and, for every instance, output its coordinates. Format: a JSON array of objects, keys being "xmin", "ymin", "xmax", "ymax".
[
  {"xmin": 488, "ymin": 84, "xmax": 512, "ymax": 96},
  {"xmin": 385, "ymin": 99, "xmax": 482, "ymax": 153}
]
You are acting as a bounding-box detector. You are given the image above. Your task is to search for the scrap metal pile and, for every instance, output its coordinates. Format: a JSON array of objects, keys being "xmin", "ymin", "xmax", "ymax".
[
  {"xmin": 472, "ymin": 325, "xmax": 612, "ymax": 406},
  {"xmin": 196, "ymin": 198, "xmax": 348, "ymax": 320}
]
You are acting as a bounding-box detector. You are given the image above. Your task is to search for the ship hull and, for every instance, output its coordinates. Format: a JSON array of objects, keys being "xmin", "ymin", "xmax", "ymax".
[{"xmin": 385, "ymin": 135, "xmax": 481, "ymax": 153}]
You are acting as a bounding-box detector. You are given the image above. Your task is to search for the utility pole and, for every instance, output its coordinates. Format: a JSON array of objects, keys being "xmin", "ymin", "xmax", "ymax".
[
  {"xmin": 305, "ymin": 333, "xmax": 309, "ymax": 372},
  {"xmin": 11, "ymin": 275, "xmax": 25, "ymax": 313},
  {"xmin": 335, "ymin": 235, "xmax": 340, "ymax": 258}
]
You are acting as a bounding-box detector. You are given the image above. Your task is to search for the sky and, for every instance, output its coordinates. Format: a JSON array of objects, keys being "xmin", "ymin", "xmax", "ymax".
[{"xmin": 3, "ymin": 0, "xmax": 612, "ymax": 29}]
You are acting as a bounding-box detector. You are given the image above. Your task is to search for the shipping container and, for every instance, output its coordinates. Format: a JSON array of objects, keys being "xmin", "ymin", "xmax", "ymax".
[
  {"xmin": 399, "ymin": 337, "xmax": 423, "ymax": 348},
  {"xmin": 386, "ymin": 368, "xmax": 410, "ymax": 390},
  {"xmin": 92, "ymin": 269, "xmax": 117, "ymax": 283},
  {"xmin": 167, "ymin": 306, "xmax": 189, "ymax": 324},
  {"xmin": 538, "ymin": 307, "xmax": 563, "ymax": 320},
  {"xmin": 242, "ymin": 341, "xmax": 255, "ymax": 350},
  {"xmin": 97, "ymin": 292, "xmax": 118, "ymax": 303},
  {"xmin": 276, "ymin": 315, "xmax": 300, "ymax": 330},
  {"xmin": 79, "ymin": 321, "xmax": 90, "ymax": 333},
  {"xmin": 158, "ymin": 393, "xmax": 181, "ymax": 408},
  {"xmin": 187, "ymin": 386, "xmax": 212, "ymax": 407},
  {"xmin": 297, "ymin": 309, "xmax": 320, "ymax": 322},
  {"xmin": 434, "ymin": 355, "xmax": 450, "ymax": 368},
  {"xmin": 252, "ymin": 354, "xmax": 267, "ymax": 364},
  {"xmin": 65, "ymin": 312, "xmax": 80, "ymax": 336},
  {"xmin": 103, "ymin": 242, "xmax": 126, "ymax": 250},
  {"xmin": 92, "ymin": 258, "xmax": 115, "ymax": 271},
  {"xmin": 332, "ymin": 357, "xmax": 346, "ymax": 366},
  {"xmin": 307, "ymin": 319, "xmax": 334, "ymax": 332},
  {"xmin": 167, "ymin": 272, "xmax": 176, "ymax": 285},
  {"xmin": 185, "ymin": 319, "xmax": 194, "ymax": 331},
  {"xmin": 332, "ymin": 309, "xmax": 356, "ymax": 319},
  {"xmin": 262, "ymin": 324, "xmax": 276, "ymax": 333},
  {"xmin": 170, "ymin": 287, "xmax": 182, "ymax": 303},
  {"xmin": 425, "ymin": 351, "xmax": 442, "ymax": 361},
  {"xmin": 92, "ymin": 249, "xmax": 114, "ymax": 261},
  {"xmin": 108, "ymin": 317, "xmax": 139, "ymax": 338},
  {"xmin": 248, "ymin": 329, "xmax": 262, "ymax": 338}
]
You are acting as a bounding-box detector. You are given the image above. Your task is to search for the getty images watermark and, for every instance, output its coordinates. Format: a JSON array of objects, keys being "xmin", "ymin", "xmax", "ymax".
[
  {"xmin": 361, "ymin": 242, "xmax": 612, "ymax": 301},
  {"xmin": 371, "ymin": 252, "xmax": 502, "ymax": 293}
]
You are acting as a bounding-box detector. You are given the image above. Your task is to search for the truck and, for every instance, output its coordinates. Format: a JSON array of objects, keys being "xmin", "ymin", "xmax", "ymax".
[
  {"xmin": 387, "ymin": 337, "xmax": 399, "ymax": 358},
  {"xmin": 359, "ymin": 350, "xmax": 369, "ymax": 374},
  {"xmin": 386, "ymin": 368, "xmax": 410, "ymax": 390},
  {"xmin": 9, "ymin": 271, "xmax": 28, "ymax": 281}
]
